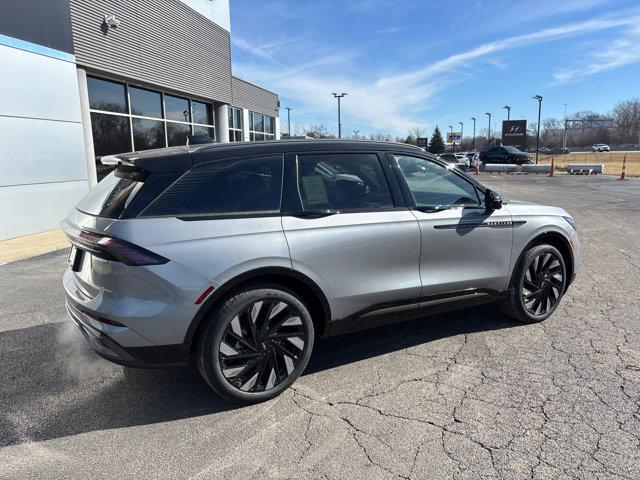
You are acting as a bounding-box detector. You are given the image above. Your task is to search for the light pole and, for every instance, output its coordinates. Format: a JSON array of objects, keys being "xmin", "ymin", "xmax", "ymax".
[
  {"xmin": 286, "ymin": 107, "xmax": 292, "ymax": 137},
  {"xmin": 470, "ymin": 117, "xmax": 476, "ymax": 151},
  {"xmin": 533, "ymin": 95, "xmax": 543, "ymax": 164},
  {"xmin": 459, "ymin": 122, "xmax": 464, "ymax": 151},
  {"xmin": 503, "ymin": 105, "xmax": 511, "ymax": 121},
  {"xmin": 485, "ymin": 113, "xmax": 492, "ymax": 145},
  {"xmin": 353, "ymin": 130, "xmax": 359, "ymax": 139},
  {"xmin": 562, "ymin": 103, "xmax": 568, "ymax": 151},
  {"xmin": 448, "ymin": 125, "xmax": 453, "ymax": 152},
  {"xmin": 332, "ymin": 92, "xmax": 347, "ymax": 138}
]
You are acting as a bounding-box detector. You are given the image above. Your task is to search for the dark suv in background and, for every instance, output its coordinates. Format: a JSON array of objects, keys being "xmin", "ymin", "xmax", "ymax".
[{"xmin": 480, "ymin": 146, "xmax": 532, "ymax": 165}]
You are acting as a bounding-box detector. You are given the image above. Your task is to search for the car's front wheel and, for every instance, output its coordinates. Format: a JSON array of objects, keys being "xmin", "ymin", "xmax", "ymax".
[
  {"xmin": 196, "ymin": 283, "xmax": 315, "ymax": 403},
  {"xmin": 500, "ymin": 244, "xmax": 567, "ymax": 323}
]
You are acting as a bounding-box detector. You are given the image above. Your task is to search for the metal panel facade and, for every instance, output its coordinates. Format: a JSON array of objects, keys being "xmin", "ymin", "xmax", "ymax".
[
  {"xmin": 69, "ymin": 0, "xmax": 232, "ymax": 103},
  {"xmin": 232, "ymin": 76, "xmax": 279, "ymax": 117}
]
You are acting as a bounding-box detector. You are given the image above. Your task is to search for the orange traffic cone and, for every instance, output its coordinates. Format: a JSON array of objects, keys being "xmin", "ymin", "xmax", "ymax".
[
  {"xmin": 619, "ymin": 154, "xmax": 627, "ymax": 181},
  {"xmin": 549, "ymin": 157, "xmax": 555, "ymax": 177}
]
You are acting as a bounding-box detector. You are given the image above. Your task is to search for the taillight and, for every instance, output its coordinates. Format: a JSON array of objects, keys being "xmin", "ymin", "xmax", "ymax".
[{"xmin": 75, "ymin": 230, "xmax": 168, "ymax": 266}]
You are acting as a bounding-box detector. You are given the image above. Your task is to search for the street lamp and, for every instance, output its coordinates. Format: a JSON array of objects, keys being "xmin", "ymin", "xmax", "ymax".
[
  {"xmin": 485, "ymin": 113, "xmax": 492, "ymax": 145},
  {"xmin": 448, "ymin": 125, "xmax": 453, "ymax": 152},
  {"xmin": 470, "ymin": 117, "xmax": 476, "ymax": 151},
  {"xmin": 459, "ymin": 122, "xmax": 464, "ymax": 151},
  {"xmin": 533, "ymin": 95, "xmax": 543, "ymax": 164},
  {"xmin": 503, "ymin": 105, "xmax": 511, "ymax": 121},
  {"xmin": 285, "ymin": 107, "xmax": 292, "ymax": 137},
  {"xmin": 331, "ymin": 92, "xmax": 347, "ymax": 138},
  {"xmin": 353, "ymin": 130, "xmax": 359, "ymax": 139}
]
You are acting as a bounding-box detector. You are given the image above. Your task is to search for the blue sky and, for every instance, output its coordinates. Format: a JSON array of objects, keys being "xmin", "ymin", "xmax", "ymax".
[{"xmin": 230, "ymin": 0, "xmax": 640, "ymax": 138}]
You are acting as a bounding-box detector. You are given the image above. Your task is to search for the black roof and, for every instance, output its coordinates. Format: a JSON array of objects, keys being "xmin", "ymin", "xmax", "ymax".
[{"xmin": 114, "ymin": 139, "xmax": 428, "ymax": 173}]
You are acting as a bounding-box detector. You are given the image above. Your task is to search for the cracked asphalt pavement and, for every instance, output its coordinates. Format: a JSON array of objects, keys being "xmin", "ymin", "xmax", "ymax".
[{"xmin": 1, "ymin": 174, "xmax": 639, "ymax": 479}]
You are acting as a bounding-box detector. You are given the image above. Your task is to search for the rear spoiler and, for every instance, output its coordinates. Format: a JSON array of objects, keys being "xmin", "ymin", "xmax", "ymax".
[
  {"xmin": 100, "ymin": 148, "xmax": 194, "ymax": 179},
  {"xmin": 101, "ymin": 156, "xmax": 149, "ymax": 181}
]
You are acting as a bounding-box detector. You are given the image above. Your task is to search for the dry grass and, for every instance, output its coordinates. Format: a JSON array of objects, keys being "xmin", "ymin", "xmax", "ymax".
[{"xmin": 535, "ymin": 151, "xmax": 640, "ymax": 176}]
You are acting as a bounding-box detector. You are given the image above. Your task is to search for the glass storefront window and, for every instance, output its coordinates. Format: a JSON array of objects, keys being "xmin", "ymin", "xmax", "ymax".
[
  {"xmin": 90, "ymin": 112, "xmax": 131, "ymax": 156},
  {"xmin": 87, "ymin": 77, "xmax": 127, "ymax": 113},
  {"xmin": 192, "ymin": 101, "xmax": 212, "ymax": 125},
  {"xmin": 130, "ymin": 86, "xmax": 162, "ymax": 118},
  {"xmin": 192, "ymin": 125, "xmax": 215, "ymax": 139},
  {"xmin": 164, "ymin": 95, "xmax": 190, "ymax": 122},
  {"xmin": 132, "ymin": 118, "xmax": 166, "ymax": 150},
  {"xmin": 167, "ymin": 122, "xmax": 191, "ymax": 147}
]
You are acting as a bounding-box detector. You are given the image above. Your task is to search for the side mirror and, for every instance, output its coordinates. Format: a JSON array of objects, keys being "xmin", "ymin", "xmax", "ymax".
[{"xmin": 484, "ymin": 189, "xmax": 503, "ymax": 212}]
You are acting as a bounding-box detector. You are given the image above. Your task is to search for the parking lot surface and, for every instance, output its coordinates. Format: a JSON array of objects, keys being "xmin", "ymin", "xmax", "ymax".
[{"xmin": 1, "ymin": 174, "xmax": 639, "ymax": 480}]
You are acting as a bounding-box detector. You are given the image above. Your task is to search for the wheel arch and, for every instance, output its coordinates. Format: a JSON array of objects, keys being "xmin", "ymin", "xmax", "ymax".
[
  {"xmin": 184, "ymin": 267, "xmax": 331, "ymax": 353},
  {"xmin": 510, "ymin": 231, "xmax": 575, "ymax": 291}
]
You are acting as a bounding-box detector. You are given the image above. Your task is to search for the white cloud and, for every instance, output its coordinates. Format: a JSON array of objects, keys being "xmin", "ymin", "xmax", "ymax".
[
  {"xmin": 233, "ymin": 11, "xmax": 640, "ymax": 135},
  {"xmin": 553, "ymin": 25, "xmax": 640, "ymax": 84},
  {"xmin": 377, "ymin": 26, "xmax": 400, "ymax": 35}
]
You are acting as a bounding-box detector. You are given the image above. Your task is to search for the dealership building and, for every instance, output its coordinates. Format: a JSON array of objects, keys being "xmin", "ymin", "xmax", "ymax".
[{"xmin": 0, "ymin": 0, "xmax": 280, "ymax": 240}]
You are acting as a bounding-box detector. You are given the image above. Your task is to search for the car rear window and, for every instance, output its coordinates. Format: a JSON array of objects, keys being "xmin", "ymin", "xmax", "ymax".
[
  {"xmin": 140, "ymin": 156, "xmax": 284, "ymax": 217},
  {"xmin": 76, "ymin": 172, "xmax": 144, "ymax": 218}
]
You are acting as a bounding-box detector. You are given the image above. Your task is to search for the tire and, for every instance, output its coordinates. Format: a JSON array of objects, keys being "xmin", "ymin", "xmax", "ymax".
[
  {"xmin": 500, "ymin": 244, "xmax": 567, "ymax": 323},
  {"xmin": 196, "ymin": 283, "xmax": 315, "ymax": 404}
]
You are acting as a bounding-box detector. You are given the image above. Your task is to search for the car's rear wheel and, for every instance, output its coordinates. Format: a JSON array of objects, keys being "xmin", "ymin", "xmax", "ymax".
[
  {"xmin": 196, "ymin": 283, "xmax": 314, "ymax": 403},
  {"xmin": 500, "ymin": 244, "xmax": 566, "ymax": 323}
]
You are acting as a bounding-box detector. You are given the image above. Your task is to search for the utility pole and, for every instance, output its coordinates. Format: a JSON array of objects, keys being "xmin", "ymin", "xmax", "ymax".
[
  {"xmin": 331, "ymin": 93, "xmax": 347, "ymax": 138},
  {"xmin": 459, "ymin": 122, "xmax": 464, "ymax": 151},
  {"xmin": 533, "ymin": 95, "xmax": 543, "ymax": 164},
  {"xmin": 286, "ymin": 107, "xmax": 291, "ymax": 138},
  {"xmin": 503, "ymin": 105, "xmax": 511, "ymax": 121},
  {"xmin": 448, "ymin": 125, "xmax": 453, "ymax": 152},
  {"xmin": 470, "ymin": 117, "xmax": 476, "ymax": 151},
  {"xmin": 485, "ymin": 113, "xmax": 492, "ymax": 145}
]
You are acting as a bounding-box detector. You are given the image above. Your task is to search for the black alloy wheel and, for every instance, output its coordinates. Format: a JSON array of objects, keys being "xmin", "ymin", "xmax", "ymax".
[
  {"xmin": 219, "ymin": 299, "xmax": 306, "ymax": 392},
  {"xmin": 500, "ymin": 244, "xmax": 567, "ymax": 323},
  {"xmin": 196, "ymin": 283, "xmax": 314, "ymax": 403},
  {"xmin": 521, "ymin": 251, "xmax": 564, "ymax": 316}
]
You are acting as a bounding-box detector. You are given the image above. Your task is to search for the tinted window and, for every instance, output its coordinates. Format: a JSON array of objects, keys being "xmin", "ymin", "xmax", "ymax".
[
  {"xmin": 167, "ymin": 122, "xmax": 190, "ymax": 147},
  {"xmin": 164, "ymin": 95, "xmax": 190, "ymax": 122},
  {"xmin": 297, "ymin": 154, "xmax": 394, "ymax": 211},
  {"xmin": 87, "ymin": 77, "xmax": 127, "ymax": 113},
  {"xmin": 76, "ymin": 172, "xmax": 143, "ymax": 218},
  {"xmin": 504, "ymin": 146, "xmax": 520, "ymax": 153},
  {"xmin": 130, "ymin": 86, "xmax": 162, "ymax": 118},
  {"xmin": 142, "ymin": 156, "xmax": 283, "ymax": 217},
  {"xmin": 132, "ymin": 118, "xmax": 166, "ymax": 150},
  {"xmin": 394, "ymin": 155, "xmax": 480, "ymax": 208},
  {"xmin": 192, "ymin": 101, "xmax": 212, "ymax": 125},
  {"xmin": 90, "ymin": 112, "xmax": 131, "ymax": 157}
]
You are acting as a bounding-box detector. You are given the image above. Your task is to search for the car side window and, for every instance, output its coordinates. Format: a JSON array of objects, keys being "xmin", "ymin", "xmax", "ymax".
[
  {"xmin": 141, "ymin": 156, "xmax": 283, "ymax": 217},
  {"xmin": 297, "ymin": 153, "xmax": 394, "ymax": 211},
  {"xmin": 393, "ymin": 155, "xmax": 481, "ymax": 208}
]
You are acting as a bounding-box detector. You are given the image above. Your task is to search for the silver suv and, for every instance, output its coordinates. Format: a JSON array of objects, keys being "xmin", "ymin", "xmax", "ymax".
[{"xmin": 62, "ymin": 140, "xmax": 579, "ymax": 403}]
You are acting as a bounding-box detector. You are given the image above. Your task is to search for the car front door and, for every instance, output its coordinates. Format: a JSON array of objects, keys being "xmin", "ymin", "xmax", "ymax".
[
  {"xmin": 281, "ymin": 151, "xmax": 421, "ymax": 326},
  {"xmin": 389, "ymin": 153, "xmax": 514, "ymax": 298}
]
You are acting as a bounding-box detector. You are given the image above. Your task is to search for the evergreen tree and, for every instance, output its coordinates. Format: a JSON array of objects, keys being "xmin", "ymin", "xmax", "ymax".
[{"xmin": 428, "ymin": 126, "xmax": 446, "ymax": 154}]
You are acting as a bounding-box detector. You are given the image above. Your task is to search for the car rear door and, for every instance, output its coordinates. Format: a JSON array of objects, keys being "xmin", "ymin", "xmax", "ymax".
[
  {"xmin": 281, "ymin": 151, "xmax": 421, "ymax": 326},
  {"xmin": 388, "ymin": 153, "xmax": 514, "ymax": 298}
]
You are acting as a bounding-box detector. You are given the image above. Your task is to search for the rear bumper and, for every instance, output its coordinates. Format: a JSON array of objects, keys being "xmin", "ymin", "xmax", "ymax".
[{"xmin": 66, "ymin": 299, "xmax": 189, "ymax": 368}]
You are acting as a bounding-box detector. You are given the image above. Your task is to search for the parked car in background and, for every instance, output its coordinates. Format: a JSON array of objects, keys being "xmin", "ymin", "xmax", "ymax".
[
  {"xmin": 464, "ymin": 152, "xmax": 480, "ymax": 168},
  {"xmin": 592, "ymin": 144, "xmax": 610, "ymax": 152},
  {"xmin": 479, "ymin": 146, "xmax": 532, "ymax": 165},
  {"xmin": 439, "ymin": 153, "xmax": 467, "ymax": 169},
  {"xmin": 62, "ymin": 139, "xmax": 578, "ymax": 403}
]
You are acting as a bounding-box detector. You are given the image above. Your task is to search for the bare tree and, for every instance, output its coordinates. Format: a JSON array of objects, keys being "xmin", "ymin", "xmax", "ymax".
[
  {"xmin": 304, "ymin": 124, "xmax": 335, "ymax": 139},
  {"xmin": 407, "ymin": 126, "xmax": 426, "ymax": 144},
  {"xmin": 613, "ymin": 98, "xmax": 640, "ymax": 145}
]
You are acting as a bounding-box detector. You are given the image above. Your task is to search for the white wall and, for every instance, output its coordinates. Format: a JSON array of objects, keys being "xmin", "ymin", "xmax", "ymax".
[
  {"xmin": 0, "ymin": 42, "xmax": 88, "ymax": 240},
  {"xmin": 180, "ymin": 0, "xmax": 231, "ymax": 31}
]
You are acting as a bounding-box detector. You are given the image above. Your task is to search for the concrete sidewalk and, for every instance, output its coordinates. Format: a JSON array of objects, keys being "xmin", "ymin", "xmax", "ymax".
[{"xmin": 0, "ymin": 229, "xmax": 68, "ymax": 265}]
